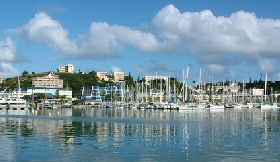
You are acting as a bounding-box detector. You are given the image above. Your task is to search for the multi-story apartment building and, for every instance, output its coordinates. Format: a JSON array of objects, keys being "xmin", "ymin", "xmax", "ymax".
[
  {"xmin": 0, "ymin": 77, "xmax": 4, "ymax": 84},
  {"xmin": 96, "ymin": 72, "xmax": 109, "ymax": 81},
  {"xmin": 144, "ymin": 76, "xmax": 167, "ymax": 84},
  {"xmin": 78, "ymin": 84, "xmax": 124, "ymax": 103},
  {"xmin": 32, "ymin": 72, "xmax": 63, "ymax": 88},
  {"xmin": 113, "ymin": 72, "xmax": 125, "ymax": 81},
  {"xmin": 59, "ymin": 64, "xmax": 74, "ymax": 73}
]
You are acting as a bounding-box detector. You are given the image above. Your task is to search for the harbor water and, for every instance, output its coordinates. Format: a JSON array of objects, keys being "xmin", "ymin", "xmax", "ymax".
[{"xmin": 0, "ymin": 108, "xmax": 280, "ymax": 161}]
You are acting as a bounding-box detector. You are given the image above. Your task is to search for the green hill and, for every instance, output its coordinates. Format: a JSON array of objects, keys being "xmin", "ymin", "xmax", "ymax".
[{"xmin": 0, "ymin": 71, "xmax": 115, "ymax": 97}]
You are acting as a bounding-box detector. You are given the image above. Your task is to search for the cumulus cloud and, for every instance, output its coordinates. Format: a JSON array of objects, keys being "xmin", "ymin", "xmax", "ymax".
[
  {"xmin": 77, "ymin": 22, "xmax": 177, "ymax": 59},
  {"xmin": 111, "ymin": 66, "xmax": 122, "ymax": 72},
  {"xmin": 0, "ymin": 38, "xmax": 23, "ymax": 77},
  {"xmin": 258, "ymin": 58, "xmax": 277, "ymax": 72},
  {"xmin": 9, "ymin": 12, "xmax": 79, "ymax": 56},
  {"xmin": 0, "ymin": 62, "xmax": 19, "ymax": 78},
  {"xmin": 135, "ymin": 60, "xmax": 178, "ymax": 77},
  {"xmin": 0, "ymin": 38, "xmax": 16, "ymax": 61},
  {"xmin": 9, "ymin": 12, "xmax": 176, "ymax": 60},
  {"xmin": 143, "ymin": 4, "xmax": 280, "ymax": 79},
  {"xmin": 7, "ymin": 5, "xmax": 280, "ymax": 78},
  {"xmin": 10, "ymin": 6, "xmax": 280, "ymax": 60},
  {"xmin": 207, "ymin": 64, "xmax": 225, "ymax": 74},
  {"xmin": 153, "ymin": 5, "xmax": 280, "ymax": 55}
]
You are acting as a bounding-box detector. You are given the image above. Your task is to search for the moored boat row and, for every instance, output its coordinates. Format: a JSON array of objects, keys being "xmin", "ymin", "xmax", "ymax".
[{"xmin": 0, "ymin": 97, "xmax": 29, "ymax": 110}]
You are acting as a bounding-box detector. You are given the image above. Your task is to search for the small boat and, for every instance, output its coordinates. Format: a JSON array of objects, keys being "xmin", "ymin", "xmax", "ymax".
[
  {"xmin": 205, "ymin": 103, "xmax": 225, "ymax": 110},
  {"xmin": 261, "ymin": 102, "xmax": 278, "ymax": 109},
  {"xmin": 224, "ymin": 103, "xmax": 234, "ymax": 108},
  {"xmin": 234, "ymin": 103, "xmax": 249, "ymax": 109}
]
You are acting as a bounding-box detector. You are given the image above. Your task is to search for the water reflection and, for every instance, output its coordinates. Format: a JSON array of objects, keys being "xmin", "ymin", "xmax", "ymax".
[{"xmin": 0, "ymin": 108, "xmax": 279, "ymax": 161}]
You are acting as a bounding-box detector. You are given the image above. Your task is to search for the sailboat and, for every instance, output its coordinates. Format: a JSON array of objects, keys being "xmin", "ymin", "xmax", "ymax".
[
  {"xmin": 261, "ymin": 72, "xmax": 277, "ymax": 109},
  {"xmin": 179, "ymin": 67, "xmax": 203, "ymax": 110},
  {"xmin": 6, "ymin": 76, "xmax": 28, "ymax": 110},
  {"xmin": 234, "ymin": 80, "xmax": 249, "ymax": 108}
]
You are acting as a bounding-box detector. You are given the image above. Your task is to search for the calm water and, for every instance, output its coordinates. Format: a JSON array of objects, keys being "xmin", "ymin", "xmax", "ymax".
[{"xmin": 0, "ymin": 108, "xmax": 280, "ymax": 162}]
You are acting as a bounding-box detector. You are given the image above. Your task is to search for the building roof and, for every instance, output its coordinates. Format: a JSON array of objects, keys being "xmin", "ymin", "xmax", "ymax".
[{"xmin": 81, "ymin": 96, "xmax": 94, "ymax": 103}]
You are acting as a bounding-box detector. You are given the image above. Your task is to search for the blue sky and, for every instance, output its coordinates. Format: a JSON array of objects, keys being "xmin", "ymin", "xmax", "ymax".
[{"xmin": 1, "ymin": 1, "xmax": 280, "ymax": 84}]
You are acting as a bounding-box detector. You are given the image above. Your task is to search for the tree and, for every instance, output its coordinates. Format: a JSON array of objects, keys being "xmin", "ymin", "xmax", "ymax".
[
  {"xmin": 125, "ymin": 72, "xmax": 135, "ymax": 88},
  {"xmin": 22, "ymin": 70, "xmax": 29, "ymax": 76},
  {"xmin": 105, "ymin": 94, "xmax": 118, "ymax": 102},
  {"xmin": 59, "ymin": 95, "xmax": 67, "ymax": 105},
  {"xmin": 23, "ymin": 95, "xmax": 32, "ymax": 103},
  {"xmin": 40, "ymin": 93, "xmax": 46, "ymax": 100}
]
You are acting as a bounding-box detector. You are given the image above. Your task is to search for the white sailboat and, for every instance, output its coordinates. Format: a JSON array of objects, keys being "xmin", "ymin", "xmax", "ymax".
[
  {"xmin": 179, "ymin": 67, "xmax": 202, "ymax": 110},
  {"xmin": 6, "ymin": 76, "xmax": 28, "ymax": 110},
  {"xmin": 234, "ymin": 80, "xmax": 249, "ymax": 108},
  {"xmin": 261, "ymin": 72, "xmax": 278, "ymax": 109}
]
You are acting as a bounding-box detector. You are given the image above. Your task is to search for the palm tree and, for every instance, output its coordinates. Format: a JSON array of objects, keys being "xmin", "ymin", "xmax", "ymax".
[
  {"xmin": 59, "ymin": 95, "xmax": 67, "ymax": 105},
  {"xmin": 39, "ymin": 93, "xmax": 46, "ymax": 108},
  {"xmin": 40, "ymin": 93, "xmax": 46, "ymax": 100}
]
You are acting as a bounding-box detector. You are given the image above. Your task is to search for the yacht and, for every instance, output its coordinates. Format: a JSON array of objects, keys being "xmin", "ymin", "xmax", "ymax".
[
  {"xmin": 0, "ymin": 98, "xmax": 8, "ymax": 109},
  {"xmin": 6, "ymin": 98, "xmax": 28, "ymax": 109}
]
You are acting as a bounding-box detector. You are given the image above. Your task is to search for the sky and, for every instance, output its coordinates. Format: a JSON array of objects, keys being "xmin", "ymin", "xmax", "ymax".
[{"xmin": 1, "ymin": 0, "xmax": 280, "ymax": 84}]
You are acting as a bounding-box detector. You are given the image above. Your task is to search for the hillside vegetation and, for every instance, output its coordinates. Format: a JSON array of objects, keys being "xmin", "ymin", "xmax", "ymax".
[{"xmin": 0, "ymin": 71, "xmax": 134, "ymax": 97}]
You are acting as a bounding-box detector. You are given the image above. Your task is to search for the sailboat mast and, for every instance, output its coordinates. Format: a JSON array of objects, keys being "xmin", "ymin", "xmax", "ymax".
[
  {"xmin": 242, "ymin": 80, "xmax": 245, "ymax": 104},
  {"xmin": 264, "ymin": 71, "xmax": 267, "ymax": 103},
  {"xmin": 17, "ymin": 76, "xmax": 20, "ymax": 99},
  {"xmin": 185, "ymin": 67, "xmax": 189, "ymax": 102},
  {"xmin": 199, "ymin": 68, "xmax": 202, "ymax": 103}
]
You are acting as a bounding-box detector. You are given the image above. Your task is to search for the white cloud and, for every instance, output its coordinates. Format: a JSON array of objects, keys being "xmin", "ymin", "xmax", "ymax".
[
  {"xmin": 111, "ymin": 66, "xmax": 122, "ymax": 72},
  {"xmin": 207, "ymin": 64, "xmax": 225, "ymax": 74},
  {"xmin": 77, "ymin": 22, "xmax": 177, "ymax": 59},
  {"xmin": 0, "ymin": 62, "xmax": 19, "ymax": 78},
  {"xmin": 7, "ymin": 5, "xmax": 280, "ymax": 78},
  {"xmin": 10, "ymin": 12, "xmax": 79, "ymax": 56},
  {"xmin": 0, "ymin": 38, "xmax": 16, "ymax": 61},
  {"xmin": 258, "ymin": 58, "xmax": 277, "ymax": 72},
  {"xmin": 134, "ymin": 60, "xmax": 176, "ymax": 77},
  {"xmin": 0, "ymin": 38, "xmax": 23, "ymax": 78},
  {"xmin": 11, "ymin": 6, "xmax": 280, "ymax": 61},
  {"xmin": 152, "ymin": 4, "xmax": 280, "ymax": 62}
]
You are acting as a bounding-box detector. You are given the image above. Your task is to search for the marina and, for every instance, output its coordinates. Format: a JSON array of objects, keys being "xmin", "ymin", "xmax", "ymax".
[
  {"xmin": 0, "ymin": 107, "xmax": 280, "ymax": 161},
  {"xmin": 1, "ymin": 1, "xmax": 280, "ymax": 161}
]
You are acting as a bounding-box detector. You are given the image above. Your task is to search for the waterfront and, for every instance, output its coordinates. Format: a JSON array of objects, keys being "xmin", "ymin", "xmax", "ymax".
[{"xmin": 0, "ymin": 108, "xmax": 280, "ymax": 161}]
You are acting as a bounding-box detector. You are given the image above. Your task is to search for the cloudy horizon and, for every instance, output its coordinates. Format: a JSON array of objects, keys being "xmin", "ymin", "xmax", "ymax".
[{"xmin": 1, "ymin": 2, "xmax": 280, "ymax": 82}]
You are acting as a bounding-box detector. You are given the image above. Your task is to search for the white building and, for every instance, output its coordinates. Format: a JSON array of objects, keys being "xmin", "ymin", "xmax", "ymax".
[
  {"xmin": 251, "ymin": 89, "xmax": 264, "ymax": 96},
  {"xmin": 2, "ymin": 87, "xmax": 72, "ymax": 100},
  {"xmin": 32, "ymin": 72, "xmax": 63, "ymax": 88},
  {"xmin": 96, "ymin": 72, "xmax": 109, "ymax": 81},
  {"xmin": 144, "ymin": 76, "xmax": 167, "ymax": 85},
  {"xmin": 0, "ymin": 77, "xmax": 4, "ymax": 84},
  {"xmin": 113, "ymin": 72, "xmax": 125, "ymax": 81},
  {"xmin": 59, "ymin": 64, "xmax": 74, "ymax": 73}
]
